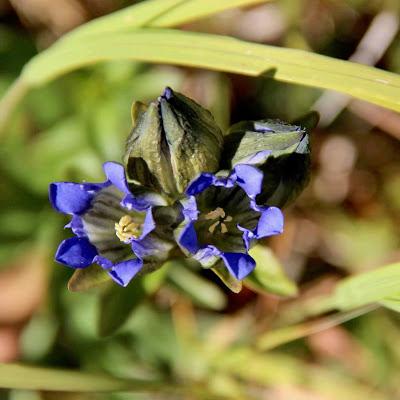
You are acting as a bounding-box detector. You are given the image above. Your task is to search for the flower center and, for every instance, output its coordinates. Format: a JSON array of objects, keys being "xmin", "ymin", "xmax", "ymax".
[
  {"xmin": 204, "ymin": 207, "xmax": 233, "ymax": 234},
  {"xmin": 115, "ymin": 215, "xmax": 142, "ymax": 243}
]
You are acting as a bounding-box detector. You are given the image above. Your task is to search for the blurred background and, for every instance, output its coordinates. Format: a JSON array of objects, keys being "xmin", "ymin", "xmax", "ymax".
[{"xmin": 0, "ymin": 0, "xmax": 400, "ymax": 399}]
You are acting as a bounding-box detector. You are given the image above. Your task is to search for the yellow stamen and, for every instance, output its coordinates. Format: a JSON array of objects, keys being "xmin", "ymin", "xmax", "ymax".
[
  {"xmin": 205, "ymin": 207, "xmax": 232, "ymax": 235},
  {"xmin": 208, "ymin": 220, "xmax": 220, "ymax": 234},
  {"xmin": 205, "ymin": 207, "xmax": 225, "ymax": 220},
  {"xmin": 220, "ymin": 223, "xmax": 228, "ymax": 234},
  {"xmin": 115, "ymin": 215, "xmax": 141, "ymax": 242}
]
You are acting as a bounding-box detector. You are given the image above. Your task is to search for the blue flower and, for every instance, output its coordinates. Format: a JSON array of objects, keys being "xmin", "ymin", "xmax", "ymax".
[
  {"xmin": 175, "ymin": 164, "xmax": 284, "ymax": 280},
  {"xmin": 49, "ymin": 162, "xmax": 177, "ymax": 287}
]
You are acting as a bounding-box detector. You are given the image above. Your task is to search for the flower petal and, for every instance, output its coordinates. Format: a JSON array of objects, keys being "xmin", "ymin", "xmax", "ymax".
[
  {"xmin": 65, "ymin": 215, "xmax": 85, "ymax": 236},
  {"xmin": 232, "ymin": 164, "xmax": 263, "ymax": 198},
  {"xmin": 55, "ymin": 237, "xmax": 97, "ymax": 268},
  {"xmin": 49, "ymin": 182, "xmax": 104, "ymax": 214},
  {"xmin": 186, "ymin": 173, "xmax": 215, "ymax": 196},
  {"xmin": 194, "ymin": 245, "xmax": 220, "ymax": 268},
  {"xmin": 220, "ymin": 252, "xmax": 256, "ymax": 280},
  {"xmin": 140, "ymin": 207, "xmax": 156, "ymax": 239},
  {"xmin": 107, "ymin": 258, "xmax": 143, "ymax": 287},
  {"xmin": 122, "ymin": 192, "xmax": 167, "ymax": 211},
  {"xmin": 177, "ymin": 221, "xmax": 199, "ymax": 254},
  {"xmin": 255, "ymin": 207, "xmax": 284, "ymax": 238},
  {"xmin": 103, "ymin": 161, "xmax": 130, "ymax": 194}
]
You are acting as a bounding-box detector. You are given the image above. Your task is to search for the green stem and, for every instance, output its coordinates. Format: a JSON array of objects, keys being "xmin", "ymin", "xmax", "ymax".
[{"xmin": 0, "ymin": 77, "xmax": 29, "ymax": 137}]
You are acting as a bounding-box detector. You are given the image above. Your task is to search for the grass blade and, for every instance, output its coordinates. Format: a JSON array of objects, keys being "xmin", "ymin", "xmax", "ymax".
[
  {"xmin": 257, "ymin": 304, "xmax": 378, "ymax": 351},
  {"xmin": 22, "ymin": 29, "xmax": 400, "ymax": 113},
  {"xmin": 0, "ymin": 364, "xmax": 171, "ymax": 393}
]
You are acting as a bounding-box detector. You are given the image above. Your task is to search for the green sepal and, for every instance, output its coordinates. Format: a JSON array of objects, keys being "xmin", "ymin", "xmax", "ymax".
[
  {"xmin": 68, "ymin": 264, "xmax": 111, "ymax": 292},
  {"xmin": 211, "ymin": 262, "xmax": 242, "ymax": 293}
]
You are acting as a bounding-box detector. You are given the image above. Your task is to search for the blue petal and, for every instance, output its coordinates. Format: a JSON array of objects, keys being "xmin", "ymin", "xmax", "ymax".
[
  {"xmin": 122, "ymin": 192, "xmax": 167, "ymax": 211},
  {"xmin": 255, "ymin": 207, "xmax": 284, "ymax": 238},
  {"xmin": 107, "ymin": 258, "xmax": 144, "ymax": 287},
  {"xmin": 140, "ymin": 207, "xmax": 156, "ymax": 239},
  {"xmin": 180, "ymin": 197, "xmax": 199, "ymax": 220},
  {"xmin": 49, "ymin": 182, "xmax": 104, "ymax": 215},
  {"xmin": 193, "ymin": 245, "xmax": 220, "ymax": 268},
  {"xmin": 232, "ymin": 164, "xmax": 263, "ymax": 198},
  {"xmin": 55, "ymin": 237, "xmax": 97, "ymax": 268},
  {"xmin": 220, "ymin": 252, "xmax": 256, "ymax": 280},
  {"xmin": 177, "ymin": 222, "xmax": 199, "ymax": 253},
  {"xmin": 186, "ymin": 173, "xmax": 215, "ymax": 196},
  {"xmin": 103, "ymin": 162, "xmax": 130, "ymax": 194},
  {"xmin": 65, "ymin": 215, "xmax": 85, "ymax": 237}
]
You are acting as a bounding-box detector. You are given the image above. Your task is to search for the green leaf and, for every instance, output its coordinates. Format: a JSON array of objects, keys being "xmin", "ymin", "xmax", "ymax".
[
  {"xmin": 245, "ymin": 245, "xmax": 298, "ymax": 296},
  {"xmin": 332, "ymin": 262, "xmax": 400, "ymax": 310},
  {"xmin": 21, "ymin": 29, "xmax": 400, "ymax": 112},
  {"xmin": 380, "ymin": 297, "xmax": 400, "ymax": 313},
  {"xmin": 98, "ymin": 266, "xmax": 168, "ymax": 337},
  {"xmin": 57, "ymin": 0, "xmax": 268, "ymax": 41},
  {"xmin": 0, "ymin": 364, "xmax": 171, "ymax": 393},
  {"xmin": 168, "ymin": 260, "xmax": 227, "ymax": 310}
]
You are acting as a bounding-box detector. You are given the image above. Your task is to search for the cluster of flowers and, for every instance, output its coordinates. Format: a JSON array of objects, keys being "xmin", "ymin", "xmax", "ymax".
[{"xmin": 50, "ymin": 88, "xmax": 309, "ymax": 288}]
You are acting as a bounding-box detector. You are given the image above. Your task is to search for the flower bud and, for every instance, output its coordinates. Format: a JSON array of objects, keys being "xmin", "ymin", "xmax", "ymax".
[
  {"xmin": 222, "ymin": 118, "xmax": 312, "ymax": 207},
  {"xmin": 124, "ymin": 87, "xmax": 223, "ymax": 200}
]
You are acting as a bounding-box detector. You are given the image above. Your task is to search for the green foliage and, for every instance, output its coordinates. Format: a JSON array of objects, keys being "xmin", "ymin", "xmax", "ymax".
[
  {"xmin": 0, "ymin": 364, "xmax": 170, "ymax": 393},
  {"xmin": 0, "ymin": 1, "xmax": 400, "ymax": 399},
  {"xmin": 246, "ymin": 245, "xmax": 298, "ymax": 296},
  {"xmin": 99, "ymin": 267, "xmax": 168, "ymax": 336},
  {"xmin": 20, "ymin": 29, "xmax": 400, "ymax": 113},
  {"xmin": 332, "ymin": 262, "xmax": 400, "ymax": 311}
]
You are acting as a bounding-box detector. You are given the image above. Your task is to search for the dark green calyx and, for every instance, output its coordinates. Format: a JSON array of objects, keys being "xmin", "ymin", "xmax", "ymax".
[
  {"xmin": 222, "ymin": 119, "xmax": 311, "ymax": 208},
  {"xmin": 124, "ymin": 87, "xmax": 223, "ymax": 200}
]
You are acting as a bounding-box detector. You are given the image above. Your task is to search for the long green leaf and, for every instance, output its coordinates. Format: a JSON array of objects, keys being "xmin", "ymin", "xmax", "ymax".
[
  {"xmin": 333, "ymin": 262, "xmax": 400, "ymax": 310},
  {"xmin": 57, "ymin": 0, "xmax": 185, "ymax": 40},
  {"xmin": 58, "ymin": 0, "xmax": 268, "ymax": 41},
  {"xmin": 22, "ymin": 29, "xmax": 400, "ymax": 112},
  {"xmin": 147, "ymin": 0, "xmax": 269, "ymax": 28},
  {"xmin": 380, "ymin": 297, "xmax": 400, "ymax": 312},
  {"xmin": 0, "ymin": 364, "xmax": 170, "ymax": 393}
]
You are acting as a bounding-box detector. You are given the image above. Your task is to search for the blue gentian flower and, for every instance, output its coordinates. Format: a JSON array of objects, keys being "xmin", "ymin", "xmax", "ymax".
[
  {"xmin": 175, "ymin": 164, "xmax": 284, "ymax": 280},
  {"xmin": 49, "ymin": 162, "xmax": 177, "ymax": 286}
]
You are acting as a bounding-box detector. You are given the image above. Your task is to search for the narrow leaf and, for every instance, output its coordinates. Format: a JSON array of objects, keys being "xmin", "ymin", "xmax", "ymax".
[
  {"xmin": 333, "ymin": 262, "xmax": 400, "ymax": 310},
  {"xmin": 380, "ymin": 297, "xmax": 400, "ymax": 313},
  {"xmin": 22, "ymin": 29, "xmax": 400, "ymax": 113},
  {"xmin": 168, "ymin": 260, "xmax": 227, "ymax": 310},
  {"xmin": 58, "ymin": 0, "xmax": 268, "ymax": 42},
  {"xmin": 257, "ymin": 304, "xmax": 377, "ymax": 351},
  {"xmin": 0, "ymin": 364, "xmax": 168, "ymax": 393},
  {"xmin": 246, "ymin": 245, "xmax": 298, "ymax": 296},
  {"xmin": 148, "ymin": 0, "xmax": 270, "ymax": 28}
]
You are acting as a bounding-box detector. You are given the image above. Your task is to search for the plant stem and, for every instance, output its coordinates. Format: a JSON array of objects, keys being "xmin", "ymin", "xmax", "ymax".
[{"xmin": 0, "ymin": 77, "xmax": 29, "ymax": 137}]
